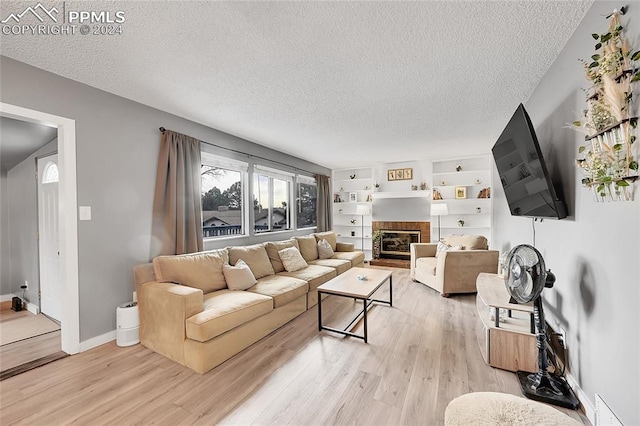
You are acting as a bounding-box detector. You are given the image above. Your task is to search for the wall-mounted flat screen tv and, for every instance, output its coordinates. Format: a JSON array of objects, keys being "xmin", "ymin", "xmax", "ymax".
[{"xmin": 492, "ymin": 104, "xmax": 567, "ymax": 219}]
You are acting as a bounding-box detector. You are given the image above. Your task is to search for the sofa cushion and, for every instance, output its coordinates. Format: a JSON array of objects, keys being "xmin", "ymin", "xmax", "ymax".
[
  {"xmin": 317, "ymin": 239, "xmax": 335, "ymax": 259},
  {"xmin": 314, "ymin": 231, "xmax": 337, "ymax": 251},
  {"xmin": 308, "ymin": 258, "xmax": 352, "ymax": 275},
  {"xmin": 295, "ymin": 235, "xmax": 319, "ymax": 262},
  {"xmin": 223, "ymin": 260, "xmax": 257, "ymax": 291},
  {"xmin": 153, "ymin": 249, "xmax": 228, "ymax": 293},
  {"xmin": 279, "ymin": 247, "xmax": 308, "ymax": 272},
  {"xmin": 278, "ymin": 265, "xmax": 337, "ymax": 291},
  {"xmin": 264, "ymin": 239, "xmax": 300, "ymax": 273},
  {"xmin": 416, "ymin": 257, "xmax": 437, "ymax": 275},
  {"xmin": 331, "ymin": 251, "xmax": 365, "ymax": 267},
  {"xmin": 444, "ymin": 235, "xmax": 488, "ymax": 250},
  {"xmin": 248, "ymin": 275, "xmax": 308, "ymax": 308},
  {"xmin": 185, "ymin": 290, "xmax": 273, "ymax": 342},
  {"xmin": 228, "ymin": 244, "xmax": 275, "ymax": 279}
]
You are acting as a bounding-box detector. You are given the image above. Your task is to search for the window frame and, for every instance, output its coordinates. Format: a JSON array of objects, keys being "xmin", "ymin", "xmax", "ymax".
[
  {"xmin": 295, "ymin": 174, "xmax": 317, "ymax": 230},
  {"xmin": 253, "ymin": 165, "xmax": 294, "ymax": 234},
  {"xmin": 201, "ymin": 152, "xmax": 249, "ymax": 240}
]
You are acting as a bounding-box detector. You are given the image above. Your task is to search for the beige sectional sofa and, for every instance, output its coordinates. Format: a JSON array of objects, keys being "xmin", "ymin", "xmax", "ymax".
[
  {"xmin": 410, "ymin": 235, "xmax": 498, "ymax": 297},
  {"xmin": 133, "ymin": 231, "xmax": 364, "ymax": 374}
]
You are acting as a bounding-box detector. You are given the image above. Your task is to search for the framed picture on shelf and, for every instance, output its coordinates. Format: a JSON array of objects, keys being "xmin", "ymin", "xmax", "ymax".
[
  {"xmin": 388, "ymin": 170, "xmax": 396, "ymax": 181},
  {"xmin": 455, "ymin": 186, "xmax": 467, "ymax": 199},
  {"xmin": 396, "ymin": 169, "xmax": 404, "ymax": 180},
  {"xmin": 349, "ymin": 192, "xmax": 357, "ymax": 202},
  {"xmin": 403, "ymin": 168, "xmax": 413, "ymax": 179}
]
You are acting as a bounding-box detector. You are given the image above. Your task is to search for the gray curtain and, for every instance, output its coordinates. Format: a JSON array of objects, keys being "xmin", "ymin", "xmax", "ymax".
[
  {"xmin": 316, "ymin": 174, "xmax": 332, "ymax": 232},
  {"xmin": 151, "ymin": 130, "xmax": 203, "ymax": 256}
]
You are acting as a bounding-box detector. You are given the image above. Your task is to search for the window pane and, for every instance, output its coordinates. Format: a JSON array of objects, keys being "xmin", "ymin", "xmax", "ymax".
[
  {"xmin": 201, "ymin": 165, "xmax": 243, "ymax": 238},
  {"xmin": 272, "ymin": 178, "xmax": 290, "ymax": 231},
  {"xmin": 297, "ymin": 180, "xmax": 317, "ymax": 228},
  {"xmin": 42, "ymin": 162, "xmax": 59, "ymax": 184},
  {"xmin": 254, "ymin": 174, "xmax": 269, "ymax": 233}
]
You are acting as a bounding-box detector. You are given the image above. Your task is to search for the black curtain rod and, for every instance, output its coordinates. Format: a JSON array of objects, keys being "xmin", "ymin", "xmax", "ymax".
[{"xmin": 158, "ymin": 126, "xmax": 320, "ymax": 177}]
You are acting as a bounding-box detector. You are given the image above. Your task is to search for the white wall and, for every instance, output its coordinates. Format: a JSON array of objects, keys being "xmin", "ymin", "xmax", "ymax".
[
  {"xmin": 0, "ymin": 56, "xmax": 329, "ymax": 342},
  {"xmin": 0, "ymin": 172, "xmax": 9, "ymax": 296},
  {"xmin": 493, "ymin": 2, "xmax": 639, "ymax": 423},
  {"xmin": 6, "ymin": 140, "xmax": 58, "ymax": 305}
]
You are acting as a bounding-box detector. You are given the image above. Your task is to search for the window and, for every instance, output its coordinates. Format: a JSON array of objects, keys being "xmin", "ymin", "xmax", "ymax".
[
  {"xmin": 201, "ymin": 153, "xmax": 248, "ymax": 238},
  {"xmin": 254, "ymin": 166, "xmax": 292, "ymax": 233},
  {"xmin": 42, "ymin": 162, "xmax": 59, "ymax": 184},
  {"xmin": 296, "ymin": 176, "xmax": 317, "ymax": 229}
]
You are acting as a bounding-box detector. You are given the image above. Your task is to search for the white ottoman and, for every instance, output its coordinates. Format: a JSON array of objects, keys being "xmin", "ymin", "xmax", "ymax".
[{"xmin": 445, "ymin": 392, "xmax": 582, "ymax": 425}]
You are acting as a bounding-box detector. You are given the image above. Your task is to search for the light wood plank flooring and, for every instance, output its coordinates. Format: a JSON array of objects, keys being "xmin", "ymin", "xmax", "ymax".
[{"xmin": 0, "ymin": 267, "xmax": 587, "ymax": 425}]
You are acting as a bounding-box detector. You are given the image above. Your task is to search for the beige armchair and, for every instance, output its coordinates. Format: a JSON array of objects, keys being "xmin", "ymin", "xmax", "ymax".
[{"xmin": 410, "ymin": 235, "xmax": 498, "ymax": 296}]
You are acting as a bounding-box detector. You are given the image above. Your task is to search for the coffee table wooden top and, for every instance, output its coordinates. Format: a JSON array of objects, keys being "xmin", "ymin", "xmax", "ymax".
[{"xmin": 317, "ymin": 267, "xmax": 392, "ymax": 299}]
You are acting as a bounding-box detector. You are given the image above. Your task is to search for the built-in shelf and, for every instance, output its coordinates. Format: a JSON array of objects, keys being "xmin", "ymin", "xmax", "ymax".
[
  {"xmin": 333, "ymin": 166, "xmax": 374, "ymax": 259},
  {"xmin": 371, "ymin": 191, "xmax": 430, "ymax": 199},
  {"xmin": 431, "ymin": 156, "xmax": 492, "ymax": 243}
]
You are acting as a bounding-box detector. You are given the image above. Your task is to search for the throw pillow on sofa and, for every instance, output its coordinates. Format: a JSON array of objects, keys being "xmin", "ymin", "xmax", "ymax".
[
  {"xmin": 223, "ymin": 259, "xmax": 257, "ymax": 291},
  {"xmin": 278, "ymin": 247, "xmax": 308, "ymax": 272},
  {"xmin": 264, "ymin": 239, "xmax": 300, "ymax": 273},
  {"xmin": 436, "ymin": 241, "xmax": 463, "ymax": 257},
  {"xmin": 228, "ymin": 244, "xmax": 275, "ymax": 279},
  {"xmin": 317, "ymin": 239, "xmax": 334, "ymax": 259},
  {"xmin": 314, "ymin": 231, "xmax": 337, "ymax": 251}
]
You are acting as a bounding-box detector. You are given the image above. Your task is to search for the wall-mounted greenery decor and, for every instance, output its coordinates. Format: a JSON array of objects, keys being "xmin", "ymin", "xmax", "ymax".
[{"xmin": 574, "ymin": 6, "xmax": 639, "ymax": 202}]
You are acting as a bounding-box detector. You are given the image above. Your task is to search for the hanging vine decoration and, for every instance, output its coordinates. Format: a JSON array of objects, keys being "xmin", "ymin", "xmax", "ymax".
[{"xmin": 573, "ymin": 6, "xmax": 639, "ymax": 201}]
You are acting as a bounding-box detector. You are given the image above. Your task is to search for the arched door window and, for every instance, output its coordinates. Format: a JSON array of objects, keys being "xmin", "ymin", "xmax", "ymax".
[{"xmin": 42, "ymin": 161, "xmax": 59, "ymax": 184}]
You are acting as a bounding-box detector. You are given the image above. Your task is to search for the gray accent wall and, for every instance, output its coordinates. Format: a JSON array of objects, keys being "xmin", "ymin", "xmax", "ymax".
[
  {"xmin": 493, "ymin": 2, "xmax": 639, "ymax": 423},
  {"xmin": 6, "ymin": 140, "xmax": 58, "ymax": 305},
  {"xmin": 0, "ymin": 56, "xmax": 329, "ymax": 341}
]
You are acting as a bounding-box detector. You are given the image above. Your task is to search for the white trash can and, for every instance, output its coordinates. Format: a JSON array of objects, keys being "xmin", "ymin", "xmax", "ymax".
[{"xmin": 116, "ymin": 301, "xmax": 139, "ymax": 347}]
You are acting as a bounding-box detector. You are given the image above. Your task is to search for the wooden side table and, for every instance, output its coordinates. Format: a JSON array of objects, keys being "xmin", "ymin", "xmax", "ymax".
[{"xmin": 475, "ymin": 273, "xmax": 537, "ymax": 373}]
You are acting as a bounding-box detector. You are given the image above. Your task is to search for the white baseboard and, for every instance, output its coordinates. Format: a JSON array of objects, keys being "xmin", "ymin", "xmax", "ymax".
[
  {"xmin": 566, "ymin": 371, "xmax": 595, "ymax": 424},
  {"xmin": 0, "ymin": 294, "xmax": 13, "ymax": 302},
  {"xmin": 26, "ymin": 301, "xmax": 39, "ymax": 315},
  {"xmin": 79, "ymin": 330, "xmax": 116, "ymax": 352}
]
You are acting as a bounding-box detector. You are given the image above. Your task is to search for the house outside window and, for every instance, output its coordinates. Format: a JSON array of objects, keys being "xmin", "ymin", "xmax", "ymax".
[
  {"xmin": 253, "ymin": 166, "xmax": 292, "ymax": 233},
  {"xmin": 296, "ymin": 175, "xmax": 317, "ymax": 229},
  {"xmin": 201, "ymin": 152, "xmax": 248, "ymax": 238}
]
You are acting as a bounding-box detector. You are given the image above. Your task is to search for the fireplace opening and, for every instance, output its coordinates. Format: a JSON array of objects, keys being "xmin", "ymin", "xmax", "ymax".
[{"xmin": 381, "ymin": 230, "xmax": 420, "ymax": 259}]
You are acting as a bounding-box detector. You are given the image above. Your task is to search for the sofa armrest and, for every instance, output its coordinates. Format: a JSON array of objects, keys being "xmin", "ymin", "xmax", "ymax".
[
  {"xmin": 336, "ymin": 242, "xmax": 354, "ymax": 252},
  {"xmin": 138, "ymin": 280, "xmax": 203, "ymax": 364},
  {"xmin": 436, "ymin": 250, "xmax": 499, "ymax": 293},
  {"xmin": 410, "ymin": 243, "xmax": 438, "ymax": 279}
]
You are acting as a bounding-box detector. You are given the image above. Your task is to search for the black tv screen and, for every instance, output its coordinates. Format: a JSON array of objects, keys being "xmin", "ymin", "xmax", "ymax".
[{"xmin": 492, "ymin": 104, "xmax": 567, "ymax": 219}]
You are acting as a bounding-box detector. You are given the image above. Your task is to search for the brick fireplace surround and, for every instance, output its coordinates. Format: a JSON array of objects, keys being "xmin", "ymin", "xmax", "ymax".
[{"xmin": 370, "ymin": 221, "xmax": 430, "ymax": 269}]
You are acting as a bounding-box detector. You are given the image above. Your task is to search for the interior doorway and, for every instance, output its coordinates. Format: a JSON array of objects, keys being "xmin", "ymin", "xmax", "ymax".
[{"xmin": 0, "ymin": 102, "xmax": 79, "ymax": 354}]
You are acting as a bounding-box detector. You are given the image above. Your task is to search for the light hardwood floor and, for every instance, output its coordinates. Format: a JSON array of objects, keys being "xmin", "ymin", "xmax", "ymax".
[{"xmin": 0, "ymin": 267, "xmax": 587, "ymax": 425}]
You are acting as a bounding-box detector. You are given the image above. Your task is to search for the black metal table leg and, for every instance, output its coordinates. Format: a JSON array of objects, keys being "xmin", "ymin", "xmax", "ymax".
[
  {"xmin": 363, "ymin": 297, "xmax": 368, "ymax": 343},
  {"xmin": 389, "ymin": 276, "xmax": 393, "ymax": 307},
  {"xmin": 317, "ymin": 291, "xmax": 323, "ymax": 331}
]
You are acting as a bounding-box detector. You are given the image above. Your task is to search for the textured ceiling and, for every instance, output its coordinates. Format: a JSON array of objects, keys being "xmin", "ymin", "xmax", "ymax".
[{"xmin": 0, "ymin": 1, "xmax": 593, "ymax": 169}]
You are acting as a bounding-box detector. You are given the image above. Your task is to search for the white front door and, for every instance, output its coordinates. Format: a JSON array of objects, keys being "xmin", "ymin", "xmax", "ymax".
[{"xmin": 38, "ymin": 154, "xmax": 61, "ymax": 322}]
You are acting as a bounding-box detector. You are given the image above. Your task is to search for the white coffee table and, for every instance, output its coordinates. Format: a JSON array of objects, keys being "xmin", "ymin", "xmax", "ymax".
[{"xmin": 317, "ymin": 267, "xmax": 392, "ymax": 343}]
